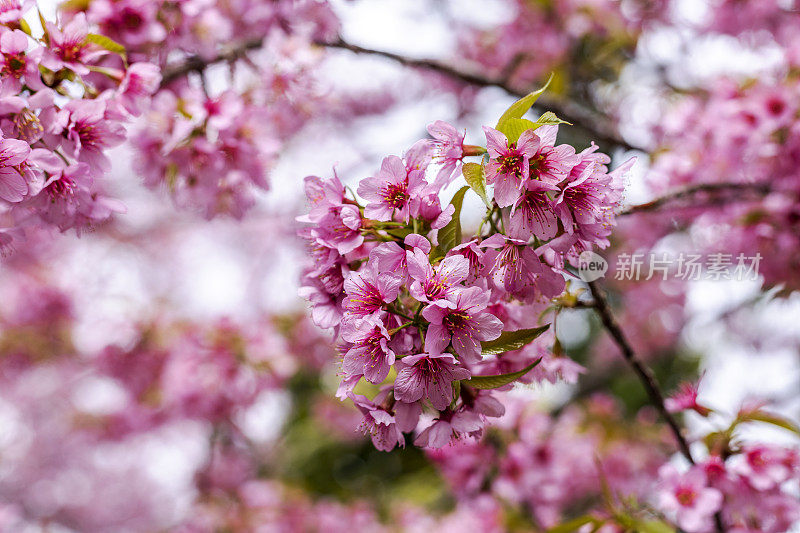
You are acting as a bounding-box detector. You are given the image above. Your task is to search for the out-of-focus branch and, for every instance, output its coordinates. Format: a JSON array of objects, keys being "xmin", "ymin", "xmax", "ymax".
[
  {"xmin": 587, "ymin": 281, "xmax": 695, "ymax": 464},
  {"xmin": 588, "ymin": 281, "xmax": 727, "ymax": 532},
  {"xmin": 158, "ymin": 35, "xmax": 640, "ymax": 152},
  {"xmin": 316, "ymin": 37, "xmax": 641, "ymax": 153},
  {"xmin": 160, "ymin": 37, "xmax": 265, "ymax": 87},
  {"xmin": 618, "ymin": 182, "xmax": 772, "ymax": 216}
]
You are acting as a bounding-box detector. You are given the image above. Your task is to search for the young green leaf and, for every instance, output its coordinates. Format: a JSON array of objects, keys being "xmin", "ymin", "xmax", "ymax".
[
  {"xmin": 499, "ymin": 117, "xmax": 538, "ymax": 143},
  {"xmin": 436, "ymin": 186, "xmax": 469, "ymax": 254},
  {"xmin": 462, "ymin": 162, "xmax": 490, "ymax": 207},
  {"xmin": 450, "ymin": 379, "xmax": 461, "ymax": 410},
  {"xmin": 387, "ymin": 227, "xmax": 414, "ymax": 240},
  {"xmin": 85, "ymin": 34, "xmax": 127, "ymax": 62},
  {"xmin": 546, "ymin": 515, "xmax": 603, "ymax": 533},
  {"xmin": 533, "ymin": 111, "xmax": 572, "ymax": 127},
  {"xmin": 495, "ymin": 73, "xmax": 554, "ymax": 131},
  {"xmin": 480, "ymin": 325, "xmax": 550, "ymax": 356},
  {"xmin": 735, "ymin": 409, "xmax": 800, "ymax": 435},
  {"xmin": 631, "ymin": 520, "xmax": 676, "ymax": 533},
  {"xmin": 463, "ymin": 357, "xmax": 542, "ymax": 390},
  {"xmin": 18, "ymin": 18, "xmax": 32, "ymax": 36}
]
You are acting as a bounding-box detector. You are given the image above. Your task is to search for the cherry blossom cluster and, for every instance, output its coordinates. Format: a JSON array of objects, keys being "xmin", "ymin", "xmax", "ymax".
[
  {"xmin": 428, "ymin": 394, "xmax": 670, "ymax": 529},
  {"xmin": 60, "ymin": 0, "xmax": 341, "ymax": 219},
  {"xmin": 300, "ymin": 87, "xmax": 635, "ymax": 450},
  {"xmin": 650, "ymin": 73, "xmax": 800, "ymax": 289},
  {"xmin": 0, "ymin": 4, "xmax": 159, "ymax": 251},
  {"xmin": 429, "ymin": 391, "xmax": 800, "ymax": 532},
  {"xmin": 0, "ymin": 279, "xmax": 302, "ymax": 530},
  {"xmin": 657, "ymin": 389, "xmax": 800, "ymax": 533}
]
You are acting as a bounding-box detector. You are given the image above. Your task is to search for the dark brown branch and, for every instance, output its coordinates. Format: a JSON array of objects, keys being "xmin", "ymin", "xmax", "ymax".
[
  {"xmin": 160, "ymin": 37, "xmax": 265, "ymax": 87},
  {"xmin": 316, "ymin": 37, "xmax": 640, "ymax": 153},
  {"xmin": 587, "ymin": 280, "xmax": 695, "ymax": 464},
  {"xmin": 618, "ymin": 182, "xmax": 772, "ymax": 216},
  {"xmin": 158, "ymin": 35, "xmax": 640, "ymax": 152}
]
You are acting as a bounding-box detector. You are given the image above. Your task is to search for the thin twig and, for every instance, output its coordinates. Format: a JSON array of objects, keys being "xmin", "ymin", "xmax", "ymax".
[
  {"xmin": 318, "ymin": 37, "xmax": 639, "ymax": 152},
  {"xmin": 618, "ymin": 182, "xmax": 772, "ymax": 216},
  {"xmin": 158, "ymin": 35, "xmax": 640, "ymax": 152},
  {"xmin": 160, "ymin": 37, "xmax": 265, "ymax": 87},
  {"xmin": 587, "ymin": 280, "xmax": 695, "ymax": 464}
]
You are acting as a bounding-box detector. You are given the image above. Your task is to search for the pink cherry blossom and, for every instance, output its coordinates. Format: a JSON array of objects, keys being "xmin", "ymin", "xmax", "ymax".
[
  {"xmin": 407, "ymin": 248, "xmax": 469, "ymax": 303},
  {"xmin": 341, "ymin": 315, "xmax": 396, "ymax": 383},
  {"xmin": 0, "ymin": 134, "xmax": 29, "ymax": 202},
  {"xmin": 414, "ymin": 410, "xmax": 483, "ymax": 448},
  {"xmin": 394, "ymin": 352, "xmax": 471, "ymax": 410},
  {"xmin": 508, "ymin": 180, "xmax": 560, "ymax": 240},
  {"xmin": 428, "ymin": 120, "xmax": 465, "ymax": 186},
  {"xmin": 483, "ymin": 126, "xmax": 540, "ymax": 207},
  {"xmin": 342, "ymin": 263, "xmax": 402, "ymax": 318},
  {"xmin": 358, "ymin": 154, "xmax": 425, "ymax": 222},
  {"xmin": 422, "ymin": 286, "xmax": 503, "ymax": 362},
  {"xmin": 658, "ymin": 465, "xmax": 723, "ymax": 532}
]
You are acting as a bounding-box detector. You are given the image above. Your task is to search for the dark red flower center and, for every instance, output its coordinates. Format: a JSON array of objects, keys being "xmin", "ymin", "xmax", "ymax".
[
  {"xmin": 675, "ymin": 487, "xmax": 697, "ymax": 506},
  {"xmin": 382, "ymin": 182, "xmax": 409, "ymax": 209}
]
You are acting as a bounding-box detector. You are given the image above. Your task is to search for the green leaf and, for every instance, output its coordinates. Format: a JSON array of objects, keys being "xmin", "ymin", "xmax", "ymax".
[
  {"xmin": 546, "ymin": 515, "xmax": 603, "ymax": 533},
  {"xmin": 495, "ymin": 73, "xmax": 553, "ymax": 132},
  {"xmin": 462, "ymin": 162, "xmax": 490, "ymax": 207},
  {"xmin": 18, "ymin": 18, "xmax": 32, "ymax": 36},
  {"xmin": 85, "ymin": 33, "xmax": 127, "ymax": 61},
  {"xmin": 480, "ymin": 325, "xmax": 550, "ymax": 356},
  {"xmin": 736, "ymin": 409, "xmax": 800, "ymax": 435},
  {"xmin": 436, "ymin": 186, "xmax": 469, "ymax": 254},
  {"xmin": 533, "ymin": 111, "xmax": 572, "ymax": 127},
  {"xmin": 450, "ymin": 379, "xmax": 461, "ymax": 410},
  {"xmin": 60, "ymin": 0, "xmax": 92, "ymax": 10},
  {"xmin": 500, "ymin": 117, "xmax": 538, "ymax": 143},
  {"xmin": 464, "ymin": 357, "xmax": 542, "ymax": 390},
  {"xmin": 631, "ymin": 520, "xmax": 676, "ymax": 533},
  {"xmin": 386, "ymin": 227, "xmax": 413, "ymax": 240}
]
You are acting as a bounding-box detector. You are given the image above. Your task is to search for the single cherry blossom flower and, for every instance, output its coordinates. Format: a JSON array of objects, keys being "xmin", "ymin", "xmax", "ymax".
[
  {"xmin": 422, "ymin": 286, "xmax": 503, "ymax": 362},
  {"xmin": 657, "ymin": 465, "xmax": 723, "ymax": 532},
  {"xmin": 665, "ymin": 380, "xmax": 712, "ymax": 416},
  {"xmin": 358, "ymin": 154, "xmax": 425, "ymax": 222},
  {"xmin": 414, "ymin": 410, "xmax": 483, "ymax": 448},
  {"xmin": 394, "ymin": 352, "xmax": 471, "ymax": 410},
  {"xmin": 0, "ymin": 30, "xmax": 45, "ymax": 95},
  {"xmin": 428, "ymin": 120, "xmax": 465, "ymax": 186},
  {"xmin": 0, "ymin": 135, "xmax": 30, "ymax": 202},
  {"xmin": 483, "ymin": 126, "xmax": 539, "ymax": 207},
  {"xmin": 407, "ymin": 248, "xmax": 469, "ymax": 303},
  {"xmin": 525, "ymin": 125, "xmax": 579, "ymax": 184},
  {"xmin": 481, "ymin": 234, "xmax": 565, "ymax": 301},
  {"xmin": 341, "ymin": 315, "xmax": 396, "ymax": 383},
  {"xmin": 508, "ymin": 180, "xmax": 560, "ymax": 240},
  {"xmin": 342, "ymin": 262, "xmax": 402, "ymax": 318},
  {"xmin": 349, "ymin": 392, "xmax": 405, "ymax": 452}
]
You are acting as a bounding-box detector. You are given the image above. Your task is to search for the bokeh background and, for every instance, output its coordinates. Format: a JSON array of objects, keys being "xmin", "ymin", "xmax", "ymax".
[{"xmin": 0, "ymin": 0, "xmax": 798, "ymax": 531}]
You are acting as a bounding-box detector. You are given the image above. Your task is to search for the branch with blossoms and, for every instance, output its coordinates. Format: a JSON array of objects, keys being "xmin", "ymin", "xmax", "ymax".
[
  {"xmin": 299, "ymin": 81, "xmax": 636, "ymax": 450},
  {"xmin": 618, "ymin": 181, "xmax": 773, "ymax": 216},
  {"xmin": 317, "ymin": 37, "xmax": 641, "ymax": 153},
  {"xmin": 153, "ymin": 33, "xmax": 639, "ymax": 154}
]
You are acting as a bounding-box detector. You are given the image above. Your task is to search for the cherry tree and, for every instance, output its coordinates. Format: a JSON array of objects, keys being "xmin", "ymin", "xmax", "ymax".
[{"xmin": 0, "ymin": 1, "xmax": 797, "ymax": 532}]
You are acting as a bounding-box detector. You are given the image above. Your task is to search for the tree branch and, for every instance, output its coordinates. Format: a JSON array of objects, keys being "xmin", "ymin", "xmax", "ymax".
[
  {"xmin": 587, "ymin": 280, "xmax": 695, "ymax": 464},
  {"xmin": 158, "ymin": 35, "xmax": 640, "ymax": 152},
  {"xmin": 618, "ymin": 181, "xmax": 772, "ymax": 216},
  {"xmin": 316, "ymin": 37, "xmax": 641, "ymax": 152},
  {"xmin": 160, "ymin": 37, "xmax": 265, "ymax": 87}
]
